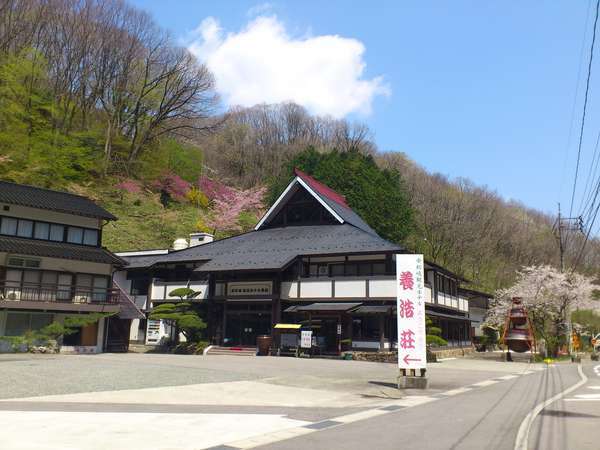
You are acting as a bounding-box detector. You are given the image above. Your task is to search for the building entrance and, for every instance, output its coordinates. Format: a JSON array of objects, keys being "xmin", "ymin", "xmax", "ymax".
[{"xmin": 223, "ymin": 305, "xmax": 271, "ymax": 347}]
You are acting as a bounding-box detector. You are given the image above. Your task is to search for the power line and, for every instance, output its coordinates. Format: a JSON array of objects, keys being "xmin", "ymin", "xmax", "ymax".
[
  {"xmin": 577, "ymin": 129, "xmax": 600, "ymax": 215},
  {"xmin": 569, "ymin": 0, "xmax": 600, "ymax": 218},
  {"xmin": 559, "ymin": 0, "xmax": 593, "ymax": 200}
]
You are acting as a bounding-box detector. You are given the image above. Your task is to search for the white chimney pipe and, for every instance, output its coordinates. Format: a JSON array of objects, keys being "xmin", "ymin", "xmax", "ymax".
[{"xmin": 189, "ymin": 232, "xmax": 214, "ymax": 247}]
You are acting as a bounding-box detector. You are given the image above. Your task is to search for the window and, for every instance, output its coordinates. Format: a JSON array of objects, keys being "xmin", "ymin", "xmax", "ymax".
[
  {"xmin": 130, "ymin": 278, "xmax": 149, "ymax": 296},
  {"xmin": 41, "ymin": 271, "xmax": 58, "ymax": 286},
  {"xmin": 5, "ymin": 313, "xmax": 30, "ymax": 336},
  {"xmin": 0, "ymin": 217, "xmax": 17, "ymax": 235},
  {"xmin": 345, "ymin": 264, "xmax": 358, "ymax": 276},
  {"xmin": 67, "ymin": 227, "xmax": 84, "ymax": 244},
  {"xmin": 92, "ymin": 276, "xmax": 108, "ymax": 302},
  {"xmin": 57, "ymin": 273, "xmax": 72, "ymax": 300},
  {"xmin": 5, "ymin": 312, "xmax": 53, "ymax": 336},
  {"xmin": 34, "ymin": 222, "xmax": 49, "ymax": 240},
  {"xmin": 330, "ymin": 264, "xmax": 345, "ymax": 277},
  {"xmin": 49, "ymin": 224, "xmax": 64, "ymax": 241},
  {"xmin": 16, "ymin": 220, "xmax": 33, "ymax": 238},
  {"xmin": 22, "ymin": 270, "xmax": 41, "ymax": 286},
  {"xmin": 373, "ymin": 263, "xmax": 386, "ymax": 275},
  {"xmin": 83, "ymin": 229, "xmax": 98, "ymax": 246},
  {"xmin": 358, "ymin": 263, "xmax": 372, "ymax": 276}
]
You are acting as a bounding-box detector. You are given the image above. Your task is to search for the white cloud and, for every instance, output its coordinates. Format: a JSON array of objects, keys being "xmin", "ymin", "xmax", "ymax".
[
  {"xmin": 188, "ymin": 15, "xmax": 390, "ymax": 118},
  {"xmin": 247, "ymin": 3, "xmax": 274, "ymax": 17}
]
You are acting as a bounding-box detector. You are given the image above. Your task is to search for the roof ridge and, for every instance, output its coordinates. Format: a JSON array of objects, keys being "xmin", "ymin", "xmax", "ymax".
[
  {"xmin": 293, "ymin": 168, "xmax": 349, "ymax": 208},
  {"xmin": 0, "ymin": 179, "xmax": 97, "ymax": 201}
]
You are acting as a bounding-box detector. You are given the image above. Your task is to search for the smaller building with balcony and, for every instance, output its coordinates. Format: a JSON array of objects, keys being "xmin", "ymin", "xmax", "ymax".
[
  {"xmin": 117, "ymin": 170, "xmax": 479, "ymax": 354},
  {"xmin": 0, "ymin": 181, "xmax": 141, "ymax": 352}
]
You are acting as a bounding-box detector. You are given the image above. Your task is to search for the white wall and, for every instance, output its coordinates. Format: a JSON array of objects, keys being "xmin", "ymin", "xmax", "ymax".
[
  {"xmin": 299, "ymin": 280, "xmax": 332, "ymax": 298},
  {"xmin": 150, "ymin": 281, "xmax": 208, "ymax": 300},
  {"xmin": 335, "ymin": 280, "xmax": 365, "ymax": 297}
]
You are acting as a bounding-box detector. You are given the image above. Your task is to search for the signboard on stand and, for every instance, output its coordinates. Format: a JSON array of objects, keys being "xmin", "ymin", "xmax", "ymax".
[
  {"xmin": 301, "ymin": 330, "xmax": 313, "ymax": 348},
  {"xmin": 396, "ymin": 254, "xmax": 426, "ymax": 370}
]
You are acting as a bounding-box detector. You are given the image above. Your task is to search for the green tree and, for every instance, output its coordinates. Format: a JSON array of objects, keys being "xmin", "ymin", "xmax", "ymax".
[
  {"xmin": 268, "ymin": 147, "xmax": 414, "ymax": 243},
  {"xmin": 149, "ymin": 289, "xmax": 206, "ymax": 342},
  {"xmin": 425, "ymin": 315, "xmax": 448, "ymax": 347}
]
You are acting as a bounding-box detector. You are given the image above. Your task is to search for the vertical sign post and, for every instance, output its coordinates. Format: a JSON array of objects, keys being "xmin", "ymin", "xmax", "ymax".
[{"xmin": 396, "ymin": 254, "xmax": 427, "ymax": 388}]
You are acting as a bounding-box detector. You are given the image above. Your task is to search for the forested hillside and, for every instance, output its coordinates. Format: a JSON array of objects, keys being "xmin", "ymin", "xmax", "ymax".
[{"xmin": 0, "ymin": 0, "xmax": 598, "ymax": 292}]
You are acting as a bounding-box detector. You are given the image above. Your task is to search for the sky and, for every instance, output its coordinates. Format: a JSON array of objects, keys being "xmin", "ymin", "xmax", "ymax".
[{"xmin": 130, "ymin": 0, "xmax": 598, "ymax": 216}]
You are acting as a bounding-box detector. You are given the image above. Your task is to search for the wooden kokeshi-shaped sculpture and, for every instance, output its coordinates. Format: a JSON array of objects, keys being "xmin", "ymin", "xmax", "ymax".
[{"xmin": 501, "ymin": 297, "xmax": 536, "ymax": 353}]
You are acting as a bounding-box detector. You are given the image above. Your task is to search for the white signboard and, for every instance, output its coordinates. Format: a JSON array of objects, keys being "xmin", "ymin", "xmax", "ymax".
[
  {"xmin": 301, "ymin": 330, "xmax": 313, "ymax": 348},
  {"xmin": 396, "ymin": 254, "xmax": 426, "ymax": 370}
]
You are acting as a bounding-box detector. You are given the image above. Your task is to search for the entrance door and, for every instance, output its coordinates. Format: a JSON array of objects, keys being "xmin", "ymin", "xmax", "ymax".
[{"xmin": 225, "ymin": 313, "xmax": 271, "ymax": 347}]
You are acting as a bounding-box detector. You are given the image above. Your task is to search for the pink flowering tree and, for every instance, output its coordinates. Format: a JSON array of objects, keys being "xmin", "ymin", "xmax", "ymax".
[
  {"xmin": 116, "ymin": 179, "xmax": 143, "ymax": 195},
  {"xmin": 205, "ymin": 184, "xmax": 266, "ymax": 234},
  {"xmin": 152, "ymin": 172, "xmax": 191, "ymax": 206},
  {"xmin": 485, "ymin": 265, "xmax": 598, "ymax": 356},
  {"xmin": 198, "ymin": 176, "xmax": 237, "ymax": 203}
]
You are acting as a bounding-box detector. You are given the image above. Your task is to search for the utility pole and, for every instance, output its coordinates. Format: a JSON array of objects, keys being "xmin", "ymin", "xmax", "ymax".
[
  {"xmin": 553, "ymin": 203, "xmax": 585, "ymax": 273},
  {"xmin": 554, "ymin": 203, "xmax": 585, "ymax": 356}
]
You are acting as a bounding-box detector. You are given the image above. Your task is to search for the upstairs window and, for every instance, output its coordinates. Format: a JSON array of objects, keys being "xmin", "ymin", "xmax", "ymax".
[
  {"xmin": 83, "ymin": 229, "xmax": 99, "ymax": 246},
  {"xmin": 0, "ymin": 217, "xmax": 17, "ymax": 235},
  {"xmin": 67, "ymin": 227, "xmax": 84, "ymax": 244},
  {"xmin": 16, "ymin": 220, "xmax": 33, "ymax": 238},
  {"xmin": 49, "ymin": 224, "xmax": 64, "ymax": 241}
]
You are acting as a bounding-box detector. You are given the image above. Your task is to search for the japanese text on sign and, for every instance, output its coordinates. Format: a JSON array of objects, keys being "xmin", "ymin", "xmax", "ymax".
[{"xmin": 396, "ymin": 254, "xmax": 426, "ymax": 370}]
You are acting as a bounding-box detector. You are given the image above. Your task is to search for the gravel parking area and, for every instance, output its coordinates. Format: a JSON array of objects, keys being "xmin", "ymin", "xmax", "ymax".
[
  {"xmin": 0, "ymin": 353, "xmax": 260, "ymax": 399},
  {"xmin": 0, "ymin": 352, "xmax": 539, "ymax": 400}
]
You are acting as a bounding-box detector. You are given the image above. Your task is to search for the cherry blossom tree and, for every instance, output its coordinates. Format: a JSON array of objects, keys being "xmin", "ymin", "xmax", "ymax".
[
  {"xmin": 205, "ymin": 184, "xmax": 266, "ymax": 234},
  {"xmin": 485, "ymin": 265, "xmax": 598, "ymax": 356}
]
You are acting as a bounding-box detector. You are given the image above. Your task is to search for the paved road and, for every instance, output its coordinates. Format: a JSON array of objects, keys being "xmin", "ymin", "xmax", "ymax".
[
  {"xmin": 255, "ymin": 362, "xmax": 590, "ymax": 450},
  {"xmin": 529, "ymin": 362, "xmax": 600, "ymax": 450}
]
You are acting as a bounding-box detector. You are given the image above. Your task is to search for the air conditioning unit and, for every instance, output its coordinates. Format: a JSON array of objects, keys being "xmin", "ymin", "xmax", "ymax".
[
  {"xmin": 4, "ymin": 289, "xmax": 21, "ymax": 301},
  {"xmin": 73, "ymin": 295, "xmax": 89, "ymax": 304}
]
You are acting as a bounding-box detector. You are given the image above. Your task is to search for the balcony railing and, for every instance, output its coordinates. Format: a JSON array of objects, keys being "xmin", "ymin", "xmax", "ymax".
[{"xmin": 0, "ymin": 283, "xmax": 120, "ymax": 305}]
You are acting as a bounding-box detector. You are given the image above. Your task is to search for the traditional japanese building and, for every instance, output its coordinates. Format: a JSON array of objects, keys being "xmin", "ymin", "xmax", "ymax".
[
  {"xmin": 117, "ymin": 170, "xmax": 476, "ymax": 354},
  {"xmin": 0, "ymin": 181, "xmax": 142, "ymax": 353}
]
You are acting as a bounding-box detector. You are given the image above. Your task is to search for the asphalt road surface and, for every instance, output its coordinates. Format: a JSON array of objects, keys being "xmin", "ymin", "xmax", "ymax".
[{"xmin": 256, "ymin": 362, "xmax": 595, "ymax": 450}]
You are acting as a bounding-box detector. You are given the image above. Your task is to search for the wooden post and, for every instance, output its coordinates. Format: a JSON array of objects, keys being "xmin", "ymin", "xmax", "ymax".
[{"xmin": 379, "ymin": 314, "xmax": 385, "ymax": 352}]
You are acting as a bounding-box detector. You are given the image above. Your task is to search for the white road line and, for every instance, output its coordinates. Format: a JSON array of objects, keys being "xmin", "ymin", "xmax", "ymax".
[
  {"xmin": 587, "ymin": 385, "xmax": 600, "ymax": 389},
  {"xmin": 471, "ymin": 380, "xmax": 500, "ymax": 387},
  {"xmin": 440, "ymin": 387, "xmax": 473, "ymax": 396},
  {"xmin": 514, "ymin": 364, "xmax": 588, "ymax": 450},
  {"xmin": 522, "ymin": 370, "xmax": 535, "ymax": 375},
  {"xmin": 498, "ymin": 374, "xmax": 519, "ymax": 380}
]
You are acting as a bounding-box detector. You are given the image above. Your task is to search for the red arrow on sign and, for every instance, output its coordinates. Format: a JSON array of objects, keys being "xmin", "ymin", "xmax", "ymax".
[{"xmin": 403, "ymin": 354, "xmax": 421, "ymax": 364}]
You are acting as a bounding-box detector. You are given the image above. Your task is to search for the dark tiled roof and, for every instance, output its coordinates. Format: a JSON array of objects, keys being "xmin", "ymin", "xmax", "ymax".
[
  {"xmin": 119, "ymin": 253, "xmax": 171, "ymax": 269},
  {"xmin": 0, "ymin": 236, "xmax": 126, "ymax": 265},
  {"xmin": 0, "ymin": 180, "xmax": 116, "ymax": 220},
  {"xmin": 125, "ymin": 224, "xmax": 403, "ymax": 272},
  {"xmin": 317, "ymin": 194, "xmax": 379, "ymax": 236}
]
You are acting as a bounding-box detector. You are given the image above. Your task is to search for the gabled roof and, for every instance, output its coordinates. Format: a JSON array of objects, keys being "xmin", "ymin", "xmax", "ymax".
[
  {"xmin": 294, "ymin": 169, "xmax": 349, "ymax": 207},
  {"xmin": 0, "ymin": 180, "xmax": 116, "ymax": 220},
  {"xmin": 255, "ymin": 169, "xmax": 378, "ymax": 236},
  {"xmin": 0, "ymin": 235, "xmax": 126, "ymax": 265},
  {"xmin": 122, "ymin": 224, "xmax": 404, "ymax": 272}
]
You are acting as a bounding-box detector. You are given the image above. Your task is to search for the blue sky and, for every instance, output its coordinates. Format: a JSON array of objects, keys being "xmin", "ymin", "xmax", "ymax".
[{"xmin": 131, "ymin": 1, "xmax": 596, "ymax": 216}]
